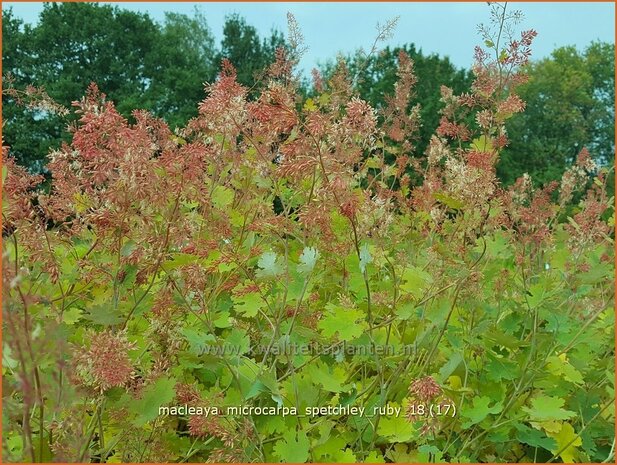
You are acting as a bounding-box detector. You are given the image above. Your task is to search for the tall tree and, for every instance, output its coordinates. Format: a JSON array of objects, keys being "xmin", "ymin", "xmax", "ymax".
[
  {"xmin": 2, "ymin": 3, "xmax": 220, "ymax": 172},
  {"xmin": 2, "ymin": 8, "xmax": 64, "ymax": 173},
  {"xmin": 30, "ymin": 2, "xmax": 160, "ymax": 115},
  {"xmin": 498, "ymin": 42, "xmax": 615, "ymax": 185},
  {"xmin": 217, "ymin": 13, "xmax": 286, "ymax": 89},
  {"xmin": 2, "ymin": 3, "xmax": 160, "ymax": 171},
  {"xmin": 145, "ymin": 8, "xmax": 218, "ymax": 128}
]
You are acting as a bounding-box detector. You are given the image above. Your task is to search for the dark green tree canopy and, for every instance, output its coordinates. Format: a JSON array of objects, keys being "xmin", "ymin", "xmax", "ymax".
[
  {"xmin": 144, "ymin": 9, "xmax": 218, "ymax": 128},
  {"xmin": 3, "ymin": 3, "xmax": 167, "ymax": 171},
  {"xmin": 3, "ymin": 9, "xmax": 54, "ymax": 173},
  {"xmin": 2, "ymin": 3, "xmax": 285, "ymax": 172},
  {"xmin": 30, "ymin": 2, "xmax": 160, "ymax": 113},
  {"xmin": 216, "ymin": 13, "xmax": 286, "ymax": 89},
  {"xmin": 499, "ymin": 42, "xmax": 615, "ymax": 185}
]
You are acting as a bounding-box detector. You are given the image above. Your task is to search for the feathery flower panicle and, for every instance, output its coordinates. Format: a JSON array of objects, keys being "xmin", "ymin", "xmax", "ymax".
[
  {"xmin": 409, "ymin": 376, "xmax": 442, "ymax": 402},
  {"xmin": 249, "ymin": 81, "xmax": 298, "ymax": 135},
  {"xmin": 503, "ymin": 29, "xmax": 538, "ymax": 66},
  {"xmin": 566, "ymin": 181, "xmax": 612, "ymax": 249},
  {"xmin": 575, "ymin": 147, "xmax": 597, "ymax": 173},
  {"xmin": 444, "ymin": 155, "xmax": 496, "ymax": 205},
  {"xmin": 406, "ymin": 376, "xmax": 448, "ymax": 436},
  {"xmin": 298, "ymin": 202, "xmax": 338, "ymax": 251},
  {"xmin": 339, "ymin": 198, "xmax": 358, "ymax": 220},
  {"xmin": 305, "ymin": 111, "xmax": 330, "ymax": 138},
  {"xmin": 311, "ymin": 68, "xmax": 324, "ymax": 93},
  {"xmin": 343, "ymin": 97, "xmax": 378, "ymax": 135},
  {"xmin": 71, "ymin": 84, "xmax": 128, "ymax": 174},
  {"xmin": 267, "ymin": 47, "xmax": 295, "ymax": 81},
  {"xmin": 186, "ymin": 395, "xmax": 244, "ymax": 452},
  {"xmin": 497, "ymin": 94, "xmax": 525, "ymax": 115},
  {"xmin": 2, "ymin": 75, "xmax": 69, "ymax": 116},
  {"xmin": 188, "ymin": 414, "xmax": 227, "ymax": 439},
  {"xmin": 196, "ymin": 59, "xmax": 248, "ymax": 135},
  {"xmin": 1, "ymin": 149, "xmax": 44, "ymax": 224},
  {"xmin": 2, "ymin": 150, "xmax": 64, "ymax": 281},
  {"xmin": 285, "ymin": 12, "xmax": 307, "ymax": 65},
  {"xmin": 475, "ymin": 109, "xmax": 493, "ymax": 129},
  {"xmin": 48, "ymin": 413, "xmax": 88, "ymax": 462},
  {"xmin": 510, "ymin": 173, "xmax": 533, "ymax": 204},
  {"xmin": 40, "ymin": 83, "xmax": 176, "ymax": 241},
  {"xmin": 436, "ymin": 117, "xmax": 471, "ymax": 141},
  {"xmin": 425, "ymin": 135, "xmax": 450, "ymax": 167},
  {"xmin": 326, "ymin": 57, "xmax": 354, "ymax": 110},
  {"xmin": 74, "ymin": 330, "xmax": 135, "ymax": 391},
  {"xmin": 382, "ymin": 51, "xmax": 420, "ymax": 145},
  {"xmin": 277, "ymin": 153, "xmax": 319, "ymax": 181},
  {"xmin": 559, "ymin": 148, "xmax": 597, "ymax": 205},
  {"xmin": 175, "ymin": 382, "xmax": 202, "ymax": 405},
  {"xmin": 508, "ymin": 180, "xmax": 559, "ymax": 246},
  {"xmin": 465, "ymin": 149, "xmax": 495, "ymax": 171}
]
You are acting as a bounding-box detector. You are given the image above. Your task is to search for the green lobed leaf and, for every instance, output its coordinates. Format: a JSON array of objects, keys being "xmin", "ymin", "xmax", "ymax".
[
  {"xmin": 461, "ymin": 396, "xmax": 503, "ymax": 428},
  {"xmin": 298, "ymin": 246, "xmax": 319, "ymax": 274},
  {"xmin": 256, "ymin": 251, "xmax": 283, "ymax": 279},
  {"xmin": 378, "ymin": 406, "xmax": 415, "ymax": 442},
  {"xmin": 273, "ymin": 429, "xmax": 310, "ymax": 463},
  {"xmin": 232, "ymin": 291, "xmax": 264, "ymax": 318},
  {"xmin": 515, "ymin": 423, "xmax": 557, "ymax": 451},
  {"xmin": 211, "ymin": 185, "xmax": 235, "ymax": 209},
  {"xmin": 400, "ymin": 266, "xmax": 432, "ymax": 299},
  {"xmin": 318, "ymin": 304, "xmax": 367, "ymax": 342},
  {"xmin": 522, "ymin": 395, "xmax": 577, "ymax": 422},
  {"xmin": 131, "ymin": 377, "xmax": 176, "ymax": 426}
]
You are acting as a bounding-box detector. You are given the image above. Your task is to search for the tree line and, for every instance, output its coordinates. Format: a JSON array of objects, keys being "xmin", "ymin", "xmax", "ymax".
[{"xmin": 2, "ymin": 2, "xmax": 614, "ymax": 186}]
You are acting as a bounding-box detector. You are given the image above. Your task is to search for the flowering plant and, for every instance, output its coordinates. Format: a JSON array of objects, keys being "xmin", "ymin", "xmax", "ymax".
[{"xmin": 2, "ymin": 6, "xmax": 614, "ymax": 463}]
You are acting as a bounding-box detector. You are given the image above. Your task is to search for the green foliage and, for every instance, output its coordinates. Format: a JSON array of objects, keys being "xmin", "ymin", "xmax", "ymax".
[
  {"xmin": 216, "ymin": 13, "xmax": 286, "ymax": 89},
  {"xmin": 146, "ymin": 8, "xmax": 218, "ymax": 128},
  {"xmin": 318, "ymin": 304, "xmax": 368, "ymax": 342},
  {"xmin": 298, "ymin": 246, "xmax": 320, "ymax": 275},
  {"xmin": 273, "ymin": 429, "xmax": 311, "ymax": 463},
  {"xmin": 523, "ymin": 395, "xmax": 577, "ymax": 423},
  {"xmin": 499, "ymin": 42, "xmax": 615, "ymax": 185},
  {"xmin": 2, "ymin": 3, "xmax": 162, "ymax": 171},
  {"xmin": 2, "ymin": 4, "xmax": 286, "ymax": 172},
  {"xmin": 2, "ymin": 6, "xmax": 615, "ymax": 464},
  {"xmin": 129, "ymin": 377, "xmax": 177, "ymax": 427},
  {"xmin": 460, "ymin": 396, "xmax": 503, "ymax": 428},
  {"xmin": 256, "ymin": 251, "xmax": 284, "ymax": 279}
]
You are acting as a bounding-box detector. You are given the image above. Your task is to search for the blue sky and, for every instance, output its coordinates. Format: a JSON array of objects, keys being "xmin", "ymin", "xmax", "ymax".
[{"xmin": 4, "ymin": 2, "xmax": 615, "ymax": 73}]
